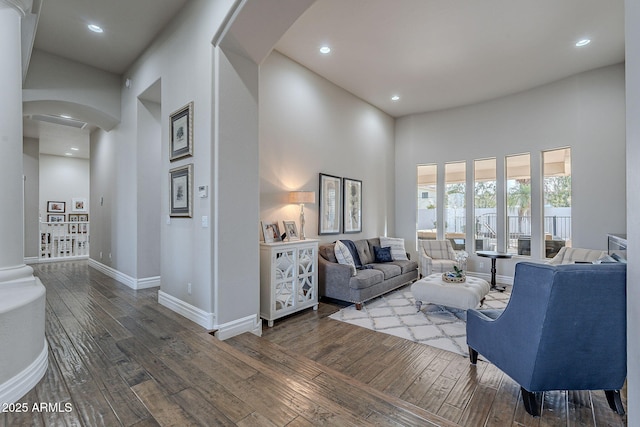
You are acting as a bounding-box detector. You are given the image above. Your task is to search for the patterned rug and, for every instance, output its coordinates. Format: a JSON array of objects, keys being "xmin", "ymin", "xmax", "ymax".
[{"xmin": 329, "ymin": 283, "xmax": 510, "ymax": 356}]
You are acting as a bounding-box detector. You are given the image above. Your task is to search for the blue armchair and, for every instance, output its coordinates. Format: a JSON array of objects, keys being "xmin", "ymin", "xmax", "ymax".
[{"xmin": 467, "ymin": 262, "xmax": 627, "ymax": 417}]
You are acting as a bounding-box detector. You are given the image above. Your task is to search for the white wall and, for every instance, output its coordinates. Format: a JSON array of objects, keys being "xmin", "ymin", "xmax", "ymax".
[
  {"xmin": 260, "ymin": 51, "xmax": 396, "ymax": 242},
  {"xmin": 23, "ymin": 137, "xmax": 39, "ymax": 259},
  {"xmin": 90, "ymin": 0, "xmax": 236, "ymax": 317},
  {"xmin": 23, "ymin": 50, "xmax": 121, "ymax": 130},
  {"xmin": 396, "ymin": 64, "xmax": 626, "ymax": 277},
  {"xmin": 625, "ymin": 0, "xmax": 639, "ymax": 421},
  {"xmin": 39, "ymin": 154, "xmax": 90, "ymax": 221}
]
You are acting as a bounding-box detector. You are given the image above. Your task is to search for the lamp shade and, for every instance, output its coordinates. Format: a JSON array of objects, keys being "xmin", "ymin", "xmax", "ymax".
[{"xmin": 289, "ymin": 191, "xmax": 315, "ymax": 204}]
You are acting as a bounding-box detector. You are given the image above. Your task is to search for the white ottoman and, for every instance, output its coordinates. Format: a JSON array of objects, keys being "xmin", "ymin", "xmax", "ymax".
[{"xmin": 411, "ymin": 273, "xmax": 491, "ymax": 311}]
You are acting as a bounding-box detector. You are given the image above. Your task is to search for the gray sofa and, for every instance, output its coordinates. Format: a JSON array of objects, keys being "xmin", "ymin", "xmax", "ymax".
[{"xmin": 318, "ymin": 238, "xmax": 419, "ymax": 309}]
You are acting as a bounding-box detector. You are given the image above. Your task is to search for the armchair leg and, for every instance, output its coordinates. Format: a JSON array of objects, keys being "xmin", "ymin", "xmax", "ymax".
[
  {"xmin": 469, "ymin": 347, "xmax": 478, "ymax": 365},
  {"xmin": 520, "ymin": 387, "xmax": 541, "ymax": 417},
  {"xmin": 605, "ymin": 390, "xmax": 625, "ymax": 415}
]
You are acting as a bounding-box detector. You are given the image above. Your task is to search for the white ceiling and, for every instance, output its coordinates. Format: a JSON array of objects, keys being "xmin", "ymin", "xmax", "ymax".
[
  {"xmin": 25, "ymin": 0, "xmax": 625, "ymax": 156},
  {"xmin": 275, "ymin": 0, "xmax": 625, "ymax": 117}
]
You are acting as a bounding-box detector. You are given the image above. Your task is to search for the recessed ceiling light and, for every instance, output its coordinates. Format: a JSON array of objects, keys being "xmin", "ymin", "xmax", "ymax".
[
  {"xmin": 391, "ymin": 95, "xmax": 400, "ymax": 102},
  {"xmin": 319, "ymin": 46, "xmax": 331, "ymax": 54},
  {"xmin": 65, "ymin": 152, "xmax": 73, "ymax": 156},
  {"xmin": 60, "ymin": 114, "xmax": 71, "ymax": 119},
  {"xmin": 575, "ymin": 39, "xmax": 591, "ymax": 47},
  {"xmin": 88, "ymin": 24, "xmax": 103, "ymax": 33},
  {"xmin": 71, "ymin": 147, "xmax": 79, "ymax": 151}
]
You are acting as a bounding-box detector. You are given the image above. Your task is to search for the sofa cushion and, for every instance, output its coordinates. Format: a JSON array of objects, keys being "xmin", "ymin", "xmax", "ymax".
[
  {"xmin": 373, "ymin": 246, "xmax": 393, "ymax": 263},
  {"xmin": 379, "ymin": 236, "xmax": 409, "ymax": 261},
  {"xmin": 369, "ymin": 262, "xmax": 402, "ymax": 279},
  {"xmin": 334, "ymin": 240, "xmax": 357, "ymax": 276},
  {"xmin": 319, "ymin": 243, "xmax": 338, "ymax": 263},
  {"xmin": 355, "ymin": 239, "xmax": 375, "ymax": 265},
  {"xmin": 391, "ymin": 259, "xmax": 419, "ymax": 275},
  {"xmin": 348, "ymin": 269, "xmax": 384, "ymax": 289}
]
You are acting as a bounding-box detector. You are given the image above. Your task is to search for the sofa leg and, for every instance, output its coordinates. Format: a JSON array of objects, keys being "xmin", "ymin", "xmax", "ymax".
[
  {"xmin": 521, "ymin": 387, "xmax": 541, "ymax": 417},
  {"xmin": 469, "ymin": 347, "xmax": 478, "ymax": 365},
  {"xmin": 355, "ymin": 303, "xmax": 363, "ymax": 310},
  {"xmin": 605, "ymin": 390, "xmax": 625, "ymax": 415}
]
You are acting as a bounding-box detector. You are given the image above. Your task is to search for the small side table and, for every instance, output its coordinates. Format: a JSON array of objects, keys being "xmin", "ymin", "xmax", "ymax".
[{"xmin": 477, "ymin": 251, "xmax": 512, "ymax": 291}]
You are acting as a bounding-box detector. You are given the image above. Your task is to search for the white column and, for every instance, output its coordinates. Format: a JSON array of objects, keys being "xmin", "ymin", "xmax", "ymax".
[{"xmin": 0, "ymin": 0, "xmax": 47, "ymax": 406}]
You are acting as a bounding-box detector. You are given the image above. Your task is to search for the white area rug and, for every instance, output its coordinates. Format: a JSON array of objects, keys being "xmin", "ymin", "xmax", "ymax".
[{"xmin": 329, "ymin": 284, "xmax": 510, "ymax": 356}]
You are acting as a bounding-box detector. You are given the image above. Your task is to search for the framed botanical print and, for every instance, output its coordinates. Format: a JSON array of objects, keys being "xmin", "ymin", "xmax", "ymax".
[
  {"xmin": 169, "ymin": 164, "xmax": 193, "ymax": 217},
  {"xmin": 343, "ymin": 177, "xmax": 362, "ymax": 233},
  {"xmin": 170, "ymin": 101, "xmax": 194, "ymax": 161},
  {"xmin": 318, "ymin": 173, "xmax": 341, "ymax": 235}
]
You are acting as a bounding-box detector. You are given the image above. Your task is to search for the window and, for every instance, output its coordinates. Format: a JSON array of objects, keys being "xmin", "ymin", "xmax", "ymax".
[
  {"xmin": 474, "ymin": 158, "xmax": 496, "ymax": 252},
  {"xmin": 543, "ymin": 148, "xmax": 572, "ymax": 258},
  {"xmin": 506, "ymin": 153, "xmax": 531, "ymax": 255},
  {"xmin": 445, "ymin": 162, "xmax": 466, "ymax": 250},
  {"xmin": 417, "ymin": 164, "xmax": 437, "ymax": 240}
]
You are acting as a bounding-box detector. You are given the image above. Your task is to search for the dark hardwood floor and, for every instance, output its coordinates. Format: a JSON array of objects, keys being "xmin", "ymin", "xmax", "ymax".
[{"xmin": 1, "ymin": 261, "xmax": 627, "ymax": 426}]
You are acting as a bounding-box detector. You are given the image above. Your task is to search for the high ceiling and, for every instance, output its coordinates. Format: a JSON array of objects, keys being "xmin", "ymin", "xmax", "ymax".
[{"xmin": 24, "ymin": 0, "xmax": 625, "ymax": 156}]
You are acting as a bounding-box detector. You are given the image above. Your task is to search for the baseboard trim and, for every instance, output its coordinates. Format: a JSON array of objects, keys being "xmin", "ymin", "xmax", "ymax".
[
  {"xmin": 88, "ymin": 259, "xmax": 160, "ymax": 290},
  {"xmin": 213, "ymin": 314, "xmax": 262, "ymax": 340},
  {"xmin": 467, "ymin": 271, "xmax": 514, "ymax": 286},
  {"xmin": 158, "ymin": 290, "xmax": 215, "ymax": 330},
  {"xmin": 0, "ymin": 340, "xmax": 48, "ymax": 405}
]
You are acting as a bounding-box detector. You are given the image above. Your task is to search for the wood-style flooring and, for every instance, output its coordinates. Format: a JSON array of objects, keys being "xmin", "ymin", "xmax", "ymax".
[{"xmin": 1, "ymin": 261, "xmax": 627, "ymax": 426}]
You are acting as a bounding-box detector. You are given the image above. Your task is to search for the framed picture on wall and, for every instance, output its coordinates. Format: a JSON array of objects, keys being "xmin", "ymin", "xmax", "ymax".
[
  {"xmin": 343, "ymin": 177, "xmax": 362, "ymax": 233},
  {"xmin": 78, "ymin": 214, "xmax": 89, "ymax": 222},
  {"xmin": 169, "ymin": 163, "xmax": 193, "ymax": 217},
  {"xmin": 318, "ymin": 173, "xmax": 342, "ymax": 235},
  {"xmin": 47, "ymin": 214, "xmax": 66, "ymax": 222},
  {"xmin": 47, "ymin": 201, "xmax": 66, "ymax": 213},
  {"xmin": 170, "ymin": 101, "xmax": 194, "ymax": 161},
  {"xmin": 72, "ymin": 198, "xmax": 87, "ymax": 212}
]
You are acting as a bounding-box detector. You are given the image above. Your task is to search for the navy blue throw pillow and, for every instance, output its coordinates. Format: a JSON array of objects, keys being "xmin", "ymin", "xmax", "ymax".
[{"xmin": 373, "ymin": 246, "xmax": 393, "ymax": 263}]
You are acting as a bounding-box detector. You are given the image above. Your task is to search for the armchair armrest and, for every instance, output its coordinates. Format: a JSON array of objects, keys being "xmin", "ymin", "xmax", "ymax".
[{"xmin": 418, "ymin": 246, "xmax": 434, "ymax": 276}]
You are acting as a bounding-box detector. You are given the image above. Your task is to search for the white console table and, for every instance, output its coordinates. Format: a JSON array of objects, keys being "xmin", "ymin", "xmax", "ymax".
[{"xmin": 259, "ymin": 239, "xmax": 319, "ymax": 327}]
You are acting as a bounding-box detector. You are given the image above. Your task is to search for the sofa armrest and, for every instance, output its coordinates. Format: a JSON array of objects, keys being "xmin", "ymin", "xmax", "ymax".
[{"xmin": 318, "ymin": 255, "xmax": 353, "ymax": 298}]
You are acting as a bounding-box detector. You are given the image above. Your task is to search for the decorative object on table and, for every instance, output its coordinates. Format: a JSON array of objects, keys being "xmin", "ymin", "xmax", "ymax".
[
  {"xmin": 261, "ymin": 221, "xmax": 282, "ymax": 243},
  {"xmin": 343, "ymin": 177, "xmax": 362, "ymax": 233},
  {"xmin": 71, "ymin": 198, "xmax": 87, "ymax": 212},
  {"xmin": 442, "ymin": 266, "xmax": 466, "ymax": 283},
  {"xmin": 288, "ymin": 191, "xmax": 315, "ymax": 240},
  {"xmin": 169, "ymin": 163, "xmax": 193, "ymax": 217},
  {"xmin": 169, "ymin": 101, "xmax": 194, "ymax": 161},
  {"xmin": 282, "ymin": 220, "xmax": 299, "ymax": 241},
  {"xmin": 455, "ymin": 250, "xmax": 469, "ymax": 271},
  {"xmin": 47, "ymin": 201, "xmax": 66, "ymax": 213},
  {"xmin": 318, "ymin": 173, "xmax": 342, "ymax": 235}
]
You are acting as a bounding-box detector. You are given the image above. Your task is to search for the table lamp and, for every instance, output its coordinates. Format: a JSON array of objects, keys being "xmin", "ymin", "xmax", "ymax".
[{"xmin": 288, "ymin": 191, "xmax": 315, "ymax": 240}]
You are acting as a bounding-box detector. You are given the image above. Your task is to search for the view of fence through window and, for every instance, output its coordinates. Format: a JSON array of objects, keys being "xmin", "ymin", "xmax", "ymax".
[
  {"xmin": 474, "ymin": 158, "xmax": 497, "ymax": 252},
  {"xmin": 416, "ymin": 164, "xmax": 437, "ymax": 241},
  {"xmin": 416, "ymin": 148, "xmax": 572, "ymax": 258},
  {"xmin": 505, "ymin": 153, "xmax": 531, "ymax": 255},
  {"xmin": 445, "ymin": 162, "xmax": 466, "ymax": 250},
  {"xmin": 543, "ymin": 147, "xmax": 572, "ymax": 258}
]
